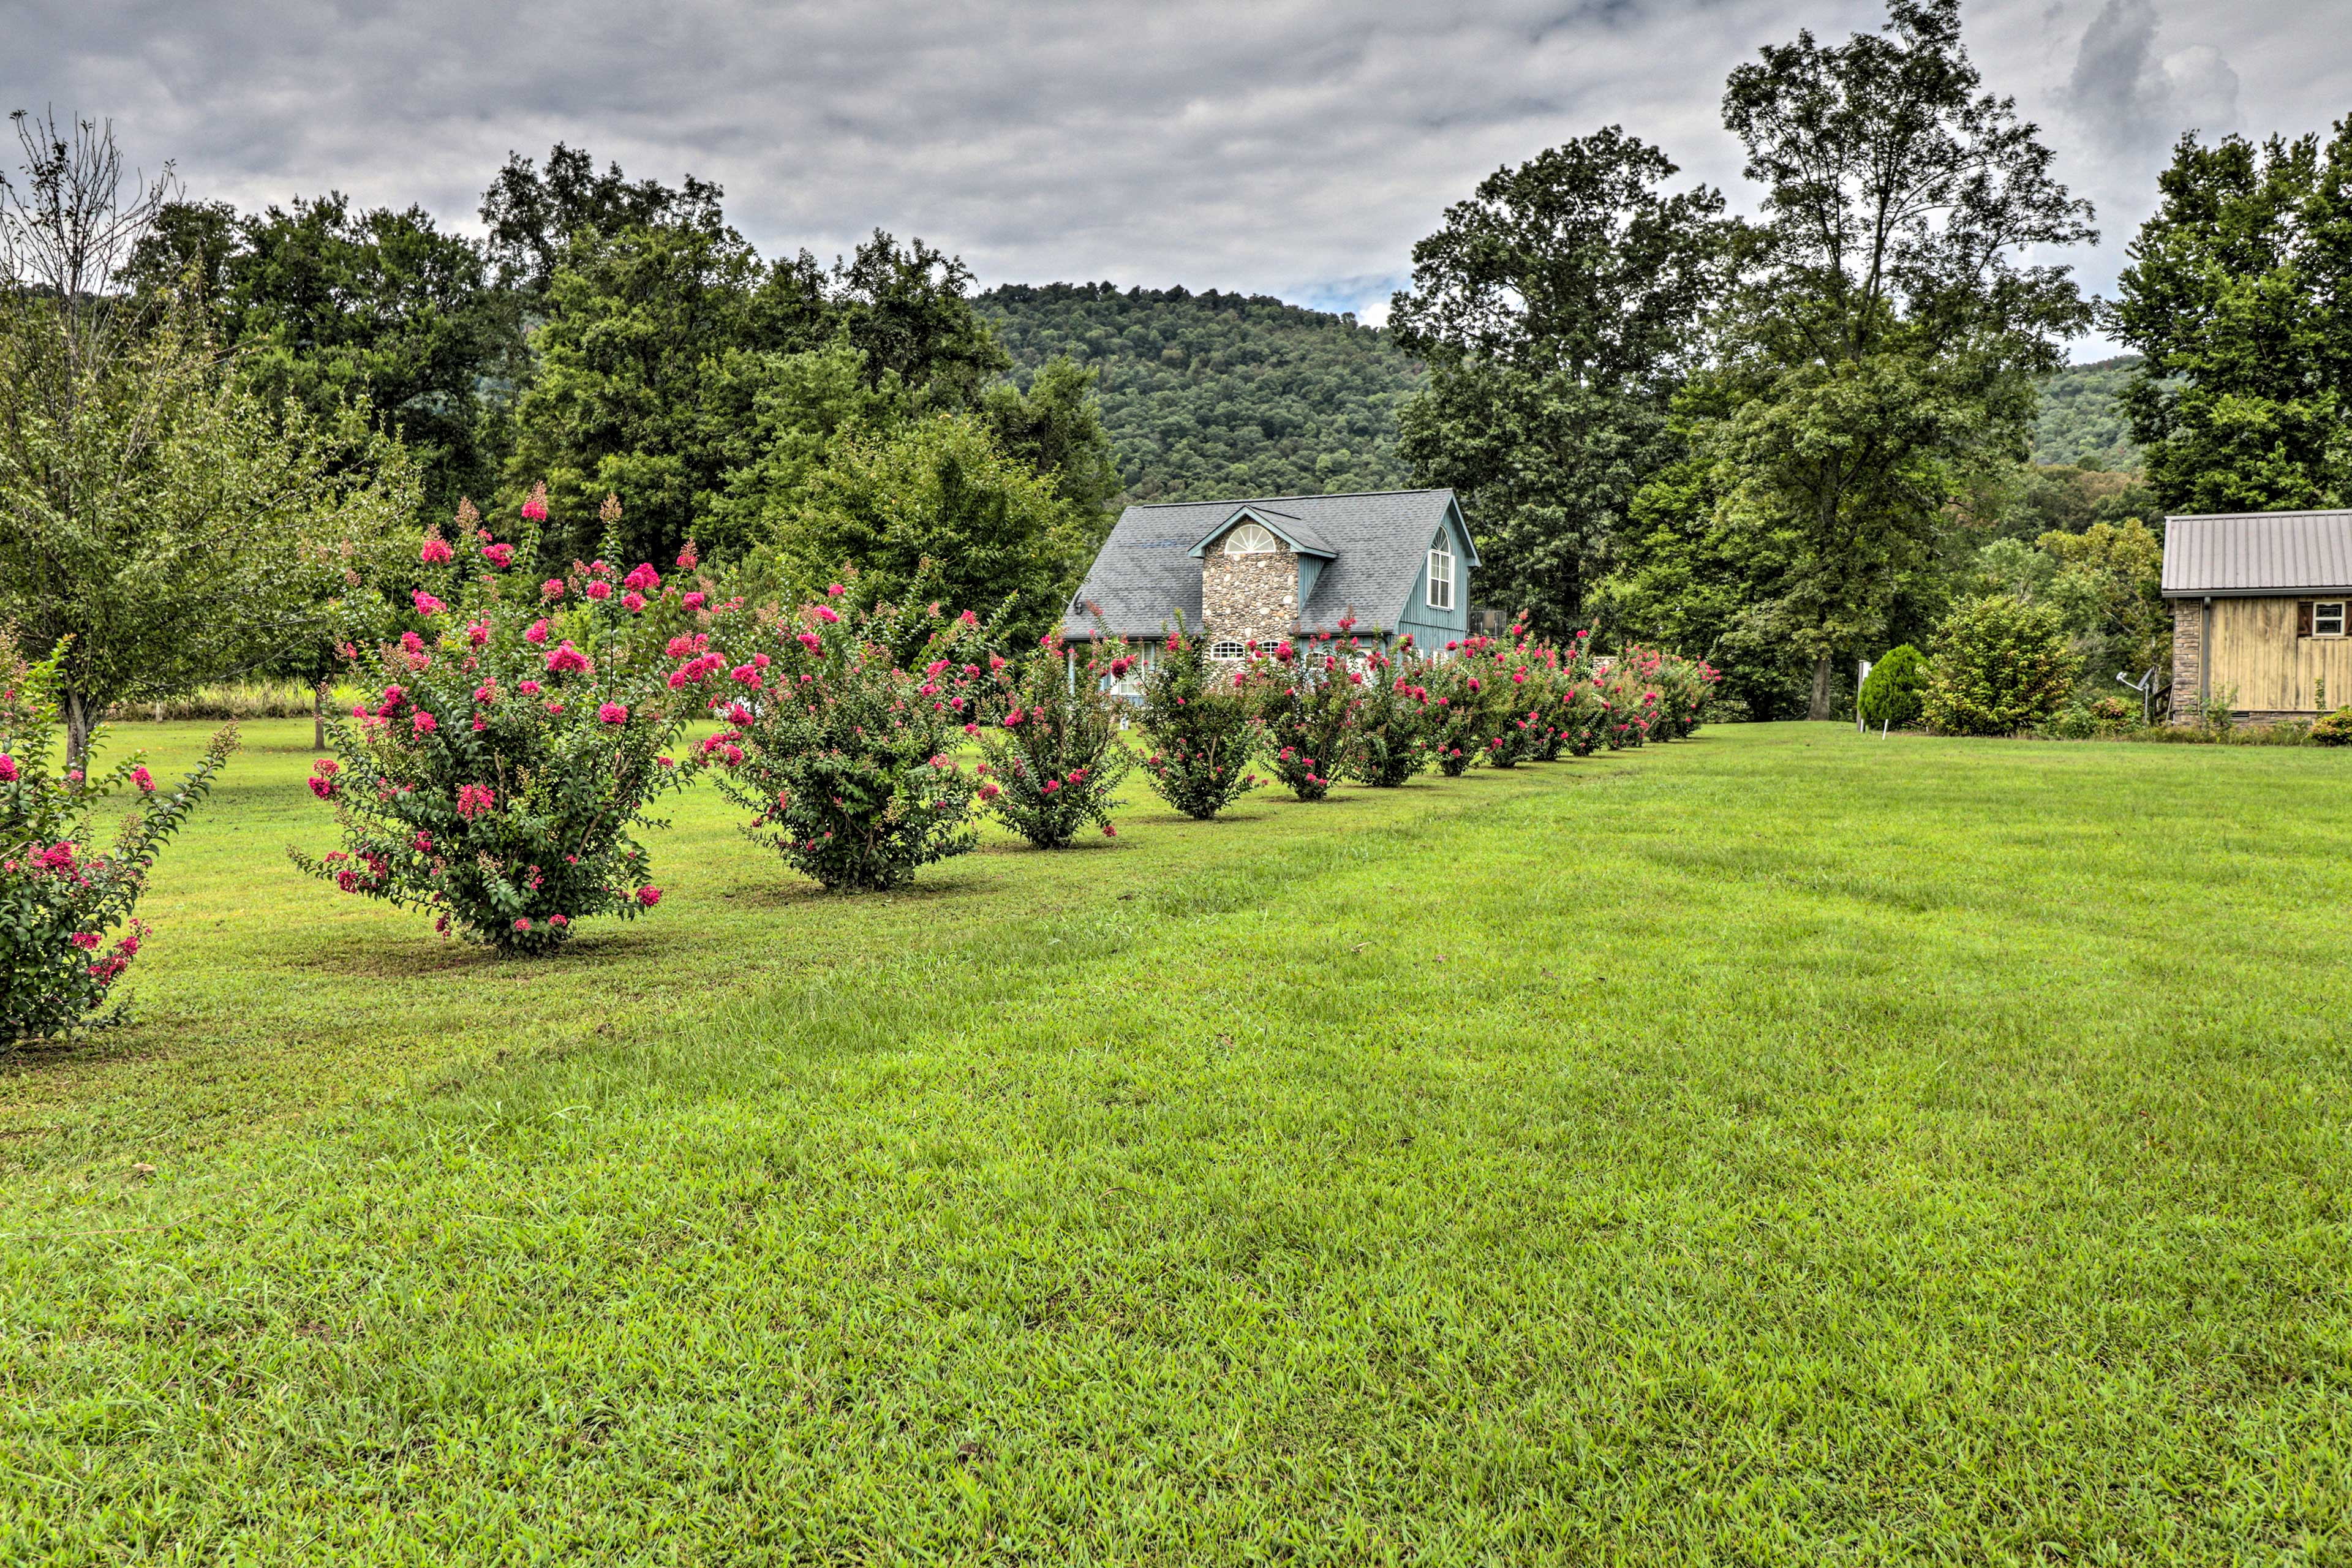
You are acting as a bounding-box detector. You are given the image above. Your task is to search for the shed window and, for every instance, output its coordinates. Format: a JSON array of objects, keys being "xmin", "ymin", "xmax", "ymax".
[
  {"xmin": 1208, "ymin": 639, "xmax": 1248, "ymax": 662},
  {"xmin": 1427, "ymin": 535, "xmax": 1455, "ymax": 611},
  {"xmin": 1223, "ymin": 522, "xmax": 1278, "ymax": 555},
  {"xmin": 2318, "ymin": 601, "xmax": 2347, "ymax": 637}
]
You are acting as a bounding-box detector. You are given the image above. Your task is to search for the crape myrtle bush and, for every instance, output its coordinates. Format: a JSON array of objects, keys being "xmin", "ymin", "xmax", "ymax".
[
  {"xmin": 1478, "ymin": 619, "xmax": 1553, "ymax": 768},
  {"xmin": 979, "ymin": 630, "xmax": 1135, "ymax": 847},
  {"xmin": 712, "ymin": 573, "xmax": 991, "ymax": 890},
  {"xmin": 1347, "ymin": 640, "xmax": 1435, "ymax": 786},
  {"xmin": 1923, "ymin": 595, "xmax": 2082, "ymax": 737},
  {"xmin": 293, "ymin": 489, "xmax": 713, "ymax": 954},
  {"xmin": 1638, "ymin": 646, "xmax": 1717, "ymax": 740},
  {"xmin": 1254, "ymin": 624, "xmax": 1371, "ymax": 801},
  {"xmin": 1425, "ymin": 639, "xmax": 1499, "ymax": 776},
  {"xmin": 3, "ymin": 631, "xmax": 235, "ymax": 1040},
  {"xmin": 1136, "ymin": 617, "xmax": 1262, "ymax": 819}
]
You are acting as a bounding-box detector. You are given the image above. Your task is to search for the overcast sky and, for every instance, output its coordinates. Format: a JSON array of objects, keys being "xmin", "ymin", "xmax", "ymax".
[{"xmin": 7, "ymin": 0, "xmax": 2339, "ymax": 358}]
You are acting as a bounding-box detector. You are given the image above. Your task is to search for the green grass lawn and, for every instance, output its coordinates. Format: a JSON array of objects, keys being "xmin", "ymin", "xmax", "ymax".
[{"xmin": 2, "ymin": 721, "xmax": 2348, "ymax": 1562}]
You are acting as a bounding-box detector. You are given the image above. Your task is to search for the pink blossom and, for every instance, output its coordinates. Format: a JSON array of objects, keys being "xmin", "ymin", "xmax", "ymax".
[
  {"xmin": 621, "ymin": 591, "xmax": 647, "ymax": 613},
  {"xmin": 420, "ymin": 537, "xmax": 454, "ymax": 565},
  {"xmin": 551, "ymin": 914, "xmax": 570, "ymax": 927},
  {"xmin": 132, "ymin": 766, "xmax": 154, "ymax": 793},
  {"xmin": 522, "ymin": 490, "xmax": 548, "ymax": 522},
  {"xmin": 585, "ymin": 580, "xmax": 612, "ymax": 601},
  {"xmin": 412, "ymin": 589, "xmax": 446, "ymax": 617},
  {"xmin": 543, "ymin": 579, "xmax": 566, "ymax": 600},
  {"xmin": 796, "ymin": 631, "xmax": 821, "ymax": 653},
  {"xmin": 482, "ymin": 541, "xmax": 515, "ymax": 568},
  {"xmin": 0, "ymin": 755, "xmax": 17, "ymax": 782},
  {"xmin": 636, "ymin": 884, "xmax": 662, "ymax": 907},
  {"xmin": 624, "ymin": 563, "xmax": 661, "ymax": 592},
  {"xmin": 813, "ymin": 605, "xmax": 839, "ymax": 624},
  {"xmin": 513, "ymin": 918, "xmax": 532, "ymax": 933},
  {"xmin": 518, "ymin": 679, "xmax": 542, "ymax": 695},
  {"xmin": 69, "ymin": 931, "xmax": 100, "ymax": 951},
  {"xmin": 467, "ymin": 621, "xmax": 491, "ymax": 648},
  {"xmin": 412, "ymin": 711, "xmax": 439, "ymax": 735},
  {"xmin": 401, "ymin": 631, "xmax": 425, "ymax": 655},
  {"xmin": 978, "ymin": 782, "xmax": 1000, "ymax": 802},
  {"xmin": 545, "ymin": 643, "xmax": 590, "ymax": 674},
  {"xmin": 826, "ymin": 582, "xmax": 845, "ymax": 597},
  {"xmin": 457, "ymin": 783, "xmax": 496, "ymax": 818},
  {"xmin": 1102, "ymin": 823, "xmax": 1117, "ymax": 837},
  {"xmin": 597, "ymin": 701, "xmax": 629, "ymax": 725},
  {"xmin": 525, "ymin": 619, "xmax": 550, "ymax": 644},
  {"xmin": 683, "ymin": 592, "xmax": 706, "ymax": 610}
]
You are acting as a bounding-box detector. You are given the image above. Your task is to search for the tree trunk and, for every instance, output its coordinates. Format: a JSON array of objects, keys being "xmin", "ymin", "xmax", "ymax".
[
  {"xmin": 314, "ymin": 680, "xmax": 328, "ymax": 752},
  {"xmin": 62, "ymin": 687, "xmax": 92, "ymax": 771},
  {"xmin": 1807, "ymin": 651, "xmax": 1834, "ymax": 721}
]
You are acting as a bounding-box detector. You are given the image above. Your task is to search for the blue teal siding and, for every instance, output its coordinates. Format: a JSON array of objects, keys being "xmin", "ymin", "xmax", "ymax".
[{"xmin": 1391, "ymin": 503, "xmax": 1475, "ymax": 652}]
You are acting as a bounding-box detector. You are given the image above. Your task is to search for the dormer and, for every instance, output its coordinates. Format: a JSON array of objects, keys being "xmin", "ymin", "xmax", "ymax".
[{"xmin": 1189, "ymin": 507, "xmax": 1335, "ymax": 649}]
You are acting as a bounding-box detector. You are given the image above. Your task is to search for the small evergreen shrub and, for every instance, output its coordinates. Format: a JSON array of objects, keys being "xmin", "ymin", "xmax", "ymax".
[
  {"xmin": 716, "ymin": 579, "xmax": 989, "ymax": 889},
  {"xmin": 1256, "ymin": 635, "xmax": 1365, "ymax": 801},
  {"xmin": 1348, "ymin": 644, "xmax": 1434, "ymax": 786},
  {"xmin": 1858, "ymin": 644, "xmax": 1929, "ymax": 729},
  {"xmin": 293, "ymin": 490, "xmax": 711, "ymax": 952},
  {"xmin": 978, "ymin": 631, "xmax": 1135, "ymax": 846},
  {"xmin": 1136, "ymin": 621, "xmax": 1262, "ymax": 819},
  {"xmin": 4, "ymin": 631, "xmax": 235, "ymax": 1041},
  {"xmin": 2312, "ymin": 706, "xmax": 2352, "ymax": 746},
  {"xmin": 1923, "ymin": 597, "xmax": 2082, "ymax": 737}
]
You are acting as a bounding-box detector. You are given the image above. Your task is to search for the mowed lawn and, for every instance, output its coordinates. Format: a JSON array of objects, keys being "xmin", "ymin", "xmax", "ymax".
[{"xmin": 2, "ymin": 720, "xmax": 2348, "ymax": 1563}]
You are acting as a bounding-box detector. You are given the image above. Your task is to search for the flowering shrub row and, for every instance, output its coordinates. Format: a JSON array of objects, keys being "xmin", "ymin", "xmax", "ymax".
[
  {"xmin": 3, "ymin": 631, "xmax": 235, "ymax": 1041},
  {"xmin": 1134, "ymin": 620, "xmax": 1263, "ymax": 820},
  {"xmin": 979, "ymin": 630, "xmax": 1134, "ymax": 846}
]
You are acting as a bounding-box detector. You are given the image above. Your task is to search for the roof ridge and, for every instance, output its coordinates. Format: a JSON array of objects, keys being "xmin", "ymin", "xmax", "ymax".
[
  {"xmin": 2169, "ymin": 508, "xmax": 2352, "ymax": 521},
  {"xmin": 1126, "ymin": 486, "xmax": 1453, "ymax": 510}
]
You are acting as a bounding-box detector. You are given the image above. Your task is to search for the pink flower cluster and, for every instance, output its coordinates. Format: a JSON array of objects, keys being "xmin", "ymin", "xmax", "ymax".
[{"xmin": 456, "ymin": 783, "xmax": 496, "ymax": 819}]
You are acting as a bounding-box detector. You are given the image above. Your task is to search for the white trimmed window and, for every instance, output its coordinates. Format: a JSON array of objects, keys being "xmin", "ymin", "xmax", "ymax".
[
  {"xmin": 1427, "ymin": 533, "xmax": 1455, "ymax": 611},
  {"xmin": 2318, "ymin": 601, "xmax": 2346, "ymax": 637},
  {"xmin": 1209, "ymin": 639, "xmax": 1248, "ymax": 661},
  {"xmin": 1223, "ymin": 522, "xmax": 1278, "ymax": 555}
]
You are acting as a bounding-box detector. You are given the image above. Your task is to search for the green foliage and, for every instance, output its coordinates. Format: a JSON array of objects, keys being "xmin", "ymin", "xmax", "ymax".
[
  {"xmin": 2031, "ymin": 358, "xmax": 2143, "ymax": 469},
  {"xmin": 1134, "ymin": 622, "xmax": 1262, "ymax": 818},
  {"xmin": 712, "ymin": 582, "xmax": 987, "ymax": 892},
  {"xmin": 978, "ymin": 633, "xmax": 1135, "ymax": 848},
  {"xmin": 128, "ymin": 192, "xmax": 514, "ymax": 522},
  {"xmin": 976, "ymin": 283, "xmax": 1418, "ymax": 502},
  {"xmin": 1923, "ymin": 595, "xmax": 2082, "ymax": 736},
  {"xmin": 1390, "ymin": 128, "xmax": 1728, "ymax": 635},
  {"xmin": 291, "ymin": 494, "xmax": 710, "ymax": 952},
  {"xmin": 1709, "ymin": 0, "xmax": 2094, "ymax": 717},
  {"xmin": 782, "ymin": 413, "xmax": 1090, "ymax": 642},
  {"xmin": 2309, "ymin": 707, "xmax": 2352, "ymax": 745},
  {"xmin": 1994, "ymin": 462, "xmax": 2158, "ymax": 541},
  {"xmin": 2108, "ymin": 123, "xmax": 2352, "ymax": 513},
  {"xmin": 1858, "ymin": 644, "xmax": 1929, "ymax": 727},
  {"xmin": 0, "ymin": 632, "xmax": 234, "ymax": 1041}
]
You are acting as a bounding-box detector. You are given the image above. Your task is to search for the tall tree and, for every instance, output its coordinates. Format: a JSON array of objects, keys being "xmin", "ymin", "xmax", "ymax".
[
  {"xmin": 0, "ymin": 112, "xmax": 417, "ymax": 761},
  {"xmin": 2106, "ymin": 121, "xmax": 2352, "ymax": 514},
  {"xmin": 479, "ymin": 143, "xmax": 727, "ymax": 298},
  {"xmin": 1389, "ymin": 127, "xmax": 1727, "ymax": 636},
  {"xmin": 1710, "ymin": 0, "xmax": 2094, "ymax": 717},
  {"xmin": 129, "ymin": 192, "xmax": 510, "ymax": 520}
]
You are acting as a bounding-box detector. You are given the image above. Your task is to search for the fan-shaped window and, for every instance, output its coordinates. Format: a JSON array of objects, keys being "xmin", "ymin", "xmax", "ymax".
[
  {"xmin": 1222, "ymin": 522, "xmax": 1279, "ymax": 555},
  {"xmin": 1209, "ymin": 640, "xmax": 1248, "ymax": 662}
]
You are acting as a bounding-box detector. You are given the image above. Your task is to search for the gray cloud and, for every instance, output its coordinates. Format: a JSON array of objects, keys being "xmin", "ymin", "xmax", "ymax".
[{"xmin": 4, "ymin": 1, "xmax": 2341, "ymax": 355}]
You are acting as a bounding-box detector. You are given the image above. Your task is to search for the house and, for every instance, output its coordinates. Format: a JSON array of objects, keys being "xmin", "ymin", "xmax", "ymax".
[
  {"xmin": 1060, "ymin": 488, "xmax": 1479, "ymax": 693},
  {"xmin": 2164, "ymin": 508, "xmax": 2352, "ymax": 720}
]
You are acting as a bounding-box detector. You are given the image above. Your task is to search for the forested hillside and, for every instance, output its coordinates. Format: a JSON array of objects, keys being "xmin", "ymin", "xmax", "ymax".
[
  {"xmin": 976, "ymin": 283, "xmax": 1421, "ymax": 503},
  {"xmin": 2032, "ymin": 355, "xmax": 2140, "ymax": 469}
]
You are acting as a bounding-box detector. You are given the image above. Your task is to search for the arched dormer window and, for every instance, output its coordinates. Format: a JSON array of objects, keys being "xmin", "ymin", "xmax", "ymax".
[
  {"xmin": 1223, "ymin": 521, "xmax": 1279, "ymax": 555},
  {"xmin": 1427, "ymin": 527, "xmax": 1456, "ymax": 611}
]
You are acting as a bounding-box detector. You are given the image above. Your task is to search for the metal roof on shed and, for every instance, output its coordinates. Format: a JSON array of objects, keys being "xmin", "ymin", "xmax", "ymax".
[{"xmin": 2162, "ymin": 510, "xmax": 2352, "ymax": 597}]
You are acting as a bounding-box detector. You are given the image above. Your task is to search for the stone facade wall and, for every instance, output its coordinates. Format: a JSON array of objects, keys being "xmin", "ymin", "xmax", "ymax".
[
  {"xmin": 1201, "ymin": 542, "xmax": 1298, "ymax": 647},
  {"xmin": 2168, "ymin": 599, "xmax": 2203, "ymax": 723}
]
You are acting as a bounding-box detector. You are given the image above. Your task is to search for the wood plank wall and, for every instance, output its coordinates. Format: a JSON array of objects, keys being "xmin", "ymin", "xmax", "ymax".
[{"xmin": 2204, "ymin": 597, "xmax": 2352, "ymax": 712}]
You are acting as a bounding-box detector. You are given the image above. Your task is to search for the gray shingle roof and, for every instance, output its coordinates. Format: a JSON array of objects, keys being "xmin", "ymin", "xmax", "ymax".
[
  {"xmin": 1063, "ymin": 488, "xmax": 1469, "ymax": 639},
  {"xmin": 2162, "ymin": 510, "xmax": 2352, "ymax": 597}
]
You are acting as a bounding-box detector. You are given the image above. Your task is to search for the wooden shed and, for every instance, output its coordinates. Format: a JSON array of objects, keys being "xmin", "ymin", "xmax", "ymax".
[{"xmin": 2164, "ymin": 508, "xmax": 2352, "ymax": 721}]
